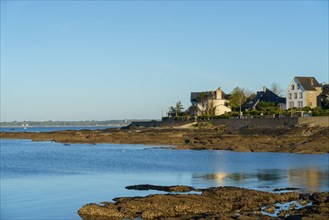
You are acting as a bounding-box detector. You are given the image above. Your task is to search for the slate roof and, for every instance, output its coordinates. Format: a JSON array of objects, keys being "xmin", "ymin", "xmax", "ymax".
[
  {"xmin": 295, "ymin": 77, "xmax": 321, "ymax": 91},
  {"xmin": 191, "ymin": 90, "xmax": 229, "ymax": 102},
  {"xmin": 191, "ymin": 91, "xmax": 214, "ymax": 102},
  {"xmin": 242, "ymin": 87, "xmax": 286, "ymax": 110}
]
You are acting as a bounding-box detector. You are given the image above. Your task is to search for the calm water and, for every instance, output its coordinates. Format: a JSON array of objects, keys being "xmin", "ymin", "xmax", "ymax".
[
  {"xmin": 0, "ymin": 126, "xmax": 118, "ymax": 133},
  {"xmin": 1, "ymin": 129, "xmax": 328, "ymax": 220}
]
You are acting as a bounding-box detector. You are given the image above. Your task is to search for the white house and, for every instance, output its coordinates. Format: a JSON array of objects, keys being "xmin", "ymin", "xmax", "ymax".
[
  {"xmin": 190, "ymin": 87, "xmax": 231, "ymax": 116},
  {"xmin": 286, "ymin": 76, "xmax": 322, "ymax": 109}
]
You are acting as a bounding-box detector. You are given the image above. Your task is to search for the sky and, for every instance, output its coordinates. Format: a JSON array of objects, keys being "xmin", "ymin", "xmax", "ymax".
[{"xmin": 1, "ymin": 1, "xmax": 328, "ymax": 121}]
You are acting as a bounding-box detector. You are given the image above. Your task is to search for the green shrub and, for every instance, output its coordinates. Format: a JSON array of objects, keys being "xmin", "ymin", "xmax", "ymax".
[
  {"xmin": 302, "ymin": 106, "xmax": 312, "ymax": 111},
  {"xmin": 258, "ymin": 101, "xmax": 276, "ymax": 109},
  {"xmin": 214, "ymin": 114, "xmax": 230, "ymax": 119},
  {"xmin": 312, "ymin": 107, "xmax": 324, "ymax": 116}
]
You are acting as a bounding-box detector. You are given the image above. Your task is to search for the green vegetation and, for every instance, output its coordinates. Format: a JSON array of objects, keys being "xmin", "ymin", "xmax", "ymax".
[
  {"xmin": 312, "ymin": 107, "xmax": 329, "ymax": 116},
  {"xmin": 321, "ymin": 83, "xmax": 329, "ymax": 109},
  {"xmin": 168, "ymin": 101, "xmax": 185, "ymax": 117},
  {"xmin": 229, "ymin": 87, "xmax": 246, "ymax": 112}
]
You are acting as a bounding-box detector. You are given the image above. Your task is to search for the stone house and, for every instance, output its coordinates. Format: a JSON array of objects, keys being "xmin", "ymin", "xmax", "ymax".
[
  {"xmin": 286, "ymin": 76, "xmax": 322, "ymax": 109},
  {"xmin": 190, "ymin": 87, "xmax": 232, "ymax": 116}
]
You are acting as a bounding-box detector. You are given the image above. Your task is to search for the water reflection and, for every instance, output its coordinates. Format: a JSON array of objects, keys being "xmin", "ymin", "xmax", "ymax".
[
  {"xmin": 288, "ymin": 168, "xmax": 328, "ymax": 192},
  {"xmin": 193, "ymin": 168, "xmax": 328, "ymax": 192}
]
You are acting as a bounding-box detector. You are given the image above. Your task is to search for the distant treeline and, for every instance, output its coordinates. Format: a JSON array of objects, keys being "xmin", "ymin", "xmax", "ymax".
[{"xmin": 0, "ymin": 120, "xmax": 136, "ymax": 127}]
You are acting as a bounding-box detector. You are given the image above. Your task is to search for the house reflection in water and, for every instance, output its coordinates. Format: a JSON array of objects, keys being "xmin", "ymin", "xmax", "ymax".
[
  {"xmin": 287, "ymin": 168, "xmax": 328, "ymax": 192},
  {"xmin": 194, "ymin": 172, "xmax": 229, "ymax": 185},
  {"xmin": 192, "ymin": 168, "xmax": 328, "ymax": 192},
  {"xmin": 193, "ymin": 172, "xmax": 246, "ymax": 186}
]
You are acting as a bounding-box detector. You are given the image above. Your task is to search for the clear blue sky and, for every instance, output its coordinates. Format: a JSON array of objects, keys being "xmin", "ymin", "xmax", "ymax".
[{"xmin": 1, "ymin": 1, "xmax": 328, "ymax": 121}]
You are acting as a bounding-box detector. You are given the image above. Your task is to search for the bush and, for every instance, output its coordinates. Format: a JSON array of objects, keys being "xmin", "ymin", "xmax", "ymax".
[
  {"xmin": 312, "ymin": 107, "xmax": 324, "ymax": 116},
  {"xmin": 214, "ymin": 114, "xmax": 230, "ymax": 119},
  {"xmin": 302, "ymin": 106, "xmax": 312, "ymax": 111},
  {"xmin": 258, "ymin": 101, "xmax": 276, "ymax": 109},
  {"xmin": 249, "ymin": 110, "xmax": 262, "ymax": 115},
  {"xmin": 228, "ymin": 111, "xmax": 240, "ymax": 117}
]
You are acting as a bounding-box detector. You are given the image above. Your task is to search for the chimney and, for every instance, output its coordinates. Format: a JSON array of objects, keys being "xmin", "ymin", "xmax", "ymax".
[
  {"xmin": 216, "ymin": 87, "xmax": 222, "ymax": 99},
  {"xmin": 263, "ymin": 86, "xmax": 266, "ymax": 92},
  {"xmin": 310, "ymin": 78, "xmax": 314, "ymax": 85}
]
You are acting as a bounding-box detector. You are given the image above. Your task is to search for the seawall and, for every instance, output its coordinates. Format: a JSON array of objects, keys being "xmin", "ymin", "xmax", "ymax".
[{"xmin": 128, "ymin": 116, "xmax": 329, "ymax": 129}]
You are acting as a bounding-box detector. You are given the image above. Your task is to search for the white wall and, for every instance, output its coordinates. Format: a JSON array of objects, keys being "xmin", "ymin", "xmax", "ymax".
[{"xmin": 286, "ymin": 78, "xmax": 305, "ymax": 109}]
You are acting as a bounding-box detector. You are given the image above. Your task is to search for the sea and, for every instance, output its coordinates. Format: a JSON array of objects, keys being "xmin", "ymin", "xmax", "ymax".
[{"xmin": 1, "ymin": 126, "xmax": 328, "ymax": 220}]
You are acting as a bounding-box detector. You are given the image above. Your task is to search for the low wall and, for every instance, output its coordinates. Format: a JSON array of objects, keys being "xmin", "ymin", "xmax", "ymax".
[
  {"xmin": 127, "ymin": 120, "xmax": 191, "ymax": 128},
  {"xmin": 210, "ymin": 118, "xmax": 299, "ymax": 129},
  {"xmin": 127, "ymin": 116, "xmax": 329, "ymax": 129}
]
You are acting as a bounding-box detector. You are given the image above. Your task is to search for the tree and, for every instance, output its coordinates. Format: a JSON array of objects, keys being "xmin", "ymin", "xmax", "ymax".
[
  {"xmin": 321, "ymin": 83, "xmax": 329, "ymax": 109},
  {"xmin": 206, "ymin": 100, "xmax": 216, "ymax": 116},
  {"xmin": 186, "ymin": 105, "xmax": 200, "ymax": 116},
  {"xmin": 168, "ymin": 106, "xmax": 176, "ymax": 117},
  {"xmin": 245, "ymin": 92, "xmax": 256, "ymax": 103},
  {"xmin": 270, "ymin": 82, "xmax": 283, "ymax": 96},
  {"xmin": 168, "ymin": 101, "xmax": 185, "ymax": 117},
  {"xmin": 229, "ymin": 87, "xmax": 247, "ymax": 115},
  {"xmin": 197, "ymin": 92, "xmax": 207, "ymax": 116},
  {"xmin": 175, "ymin": 101, "xmax": 184, "ymax": 116}
]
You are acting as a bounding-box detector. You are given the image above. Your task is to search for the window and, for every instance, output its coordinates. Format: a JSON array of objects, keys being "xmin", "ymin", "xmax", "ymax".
[
  {"xmin": 309, "ymin": 102, "xmax": 313, "ymax": 107},
  {"xmin": 298, "ymin": 101, "xmax": 303, "ymax": 107},
  {"xmin": 289, "ymin": 93, "xmax": 292, "ymax": 99},
  {"xmin": 294, "ymin": 93, "xmax": 297, "ymax": 99},
  {"xmin": 289, "ymin": 102, "xmax": 294, "ymax": 108},
  {"xmin": 299, "ymin": 92, "xmax": 303, "ymax": 99},
  {"xmin": 291, "ymin": 84, "xmax": 295, "ymax": 90},
  {"xmin": 297, "ymin": 84, "xmax": 300, "ymax": 89}
]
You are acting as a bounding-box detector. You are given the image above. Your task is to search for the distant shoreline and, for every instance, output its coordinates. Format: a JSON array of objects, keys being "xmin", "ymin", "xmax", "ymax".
[
  {"xmin": 1, "ymin": 124, "xmax": 328, "ymax": 154},
  {"xmin": 0, "ymin": 124, "xmax": 127, "ymax": 128}
]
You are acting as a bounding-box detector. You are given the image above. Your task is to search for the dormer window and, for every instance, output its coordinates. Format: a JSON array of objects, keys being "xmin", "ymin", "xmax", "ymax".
[
  {"xmin": 291, "ymin": 84, "xmax": 295, "ymax": 90},
  {"xmin": 297, "ymin": 84, "xmax": 300, "ymax": 89}
]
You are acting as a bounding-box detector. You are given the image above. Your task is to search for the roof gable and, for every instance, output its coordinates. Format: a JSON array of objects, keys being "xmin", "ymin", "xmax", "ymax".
[{"xmin": 295, "ymin": 76, "xmax": 321, "ymax": 91}]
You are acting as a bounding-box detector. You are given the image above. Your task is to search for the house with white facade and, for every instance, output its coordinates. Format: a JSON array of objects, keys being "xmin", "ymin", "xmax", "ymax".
[
  {"xmin": 286, "ymin": 76, "xmax": 322, "ymax": 109},
  {"xmin": 190, "ymin": 87, "xmax": 231, "ymax": 116}
]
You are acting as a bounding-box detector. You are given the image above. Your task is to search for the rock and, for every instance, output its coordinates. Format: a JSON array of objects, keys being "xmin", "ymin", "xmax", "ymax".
[
  {"xmin": 273, "ymin": 187, "xmax": 300, "ymax": 192},
  {"xmin": 78, "ymin": 203, "xmax": 124, "ymax": 219},
  {"xmin": 234, "ymin": 146, "xmax": 252, "ymax": 152},
  {"xmin": 78, "ymin": 186, "xmax": 320, "ymax": 219},
  {"xmin": 264, "ymin": 206, "xmax": 276, "ymax": 214},
  {"xmin": 1, "ymin": 126, "xmax": 329, "ymax": 154},
  {"xmin": 311, "ymin": 192, "xmax": 329, "ymax": 203},
  {"xmin": 299, "ymin": 200, "xmax": 310, "ymax": 206},
  {"xmin": 125, "ymin": 184, "xmax": 197, "ymax": 192}
]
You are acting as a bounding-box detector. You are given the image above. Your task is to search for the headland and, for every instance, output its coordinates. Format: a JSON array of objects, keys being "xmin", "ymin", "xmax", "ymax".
[{"xmin": 1, "ymin": 117, "xmax": 328, "ymax": 154}]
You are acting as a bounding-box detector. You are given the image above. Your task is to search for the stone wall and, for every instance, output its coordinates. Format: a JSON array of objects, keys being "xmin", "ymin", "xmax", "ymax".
[
  {"xmin": 127, "ymin": 116, "xmax": 329, "ymax": 129},
  {"xmin": 210, "ymin": 118, "xmax": 299, "ymax": 129},
  {"xmin": 126, "ymin": 120, "xmax": 191, "ymax": 128}
]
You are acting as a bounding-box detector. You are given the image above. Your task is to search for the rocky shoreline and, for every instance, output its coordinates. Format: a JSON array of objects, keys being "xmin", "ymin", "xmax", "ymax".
[
  {"xmin": 2, "ymin": 125, "xmax": 328, "ymax": 219},
  {"xmin": 78, "ymin": 185, "xmax": 329, "ymax": 220},
  {"xmin": 1, "ymin": 123, "xmax": 328, "ymax": 154}
]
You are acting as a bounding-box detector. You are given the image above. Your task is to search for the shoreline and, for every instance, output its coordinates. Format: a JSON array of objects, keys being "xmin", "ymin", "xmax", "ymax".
[
  {"xmin": 0, "ymin": 125, "xmax": 328, "ymax": 154},
  {"xmin": 78, "ymin": 185, "xmax": 329, "ymax": 220}
]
